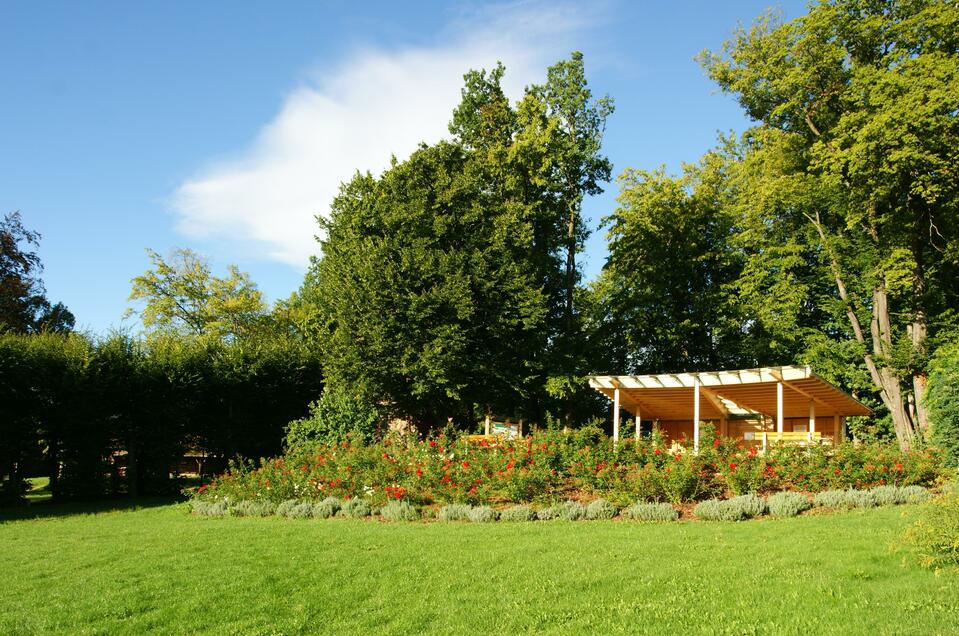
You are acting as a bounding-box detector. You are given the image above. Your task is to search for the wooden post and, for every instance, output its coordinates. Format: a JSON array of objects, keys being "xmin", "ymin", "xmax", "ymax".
[
  {"xmin": 833, "ymin": 414, "xmax": 840, "ymax": 444},
  {"xmin": 484, "ymin": 411, "xmax": 491, "ymax": 436},
  {"xmin": 776, "ymin": 382, "xmax": 784, "ymax": 434},
  {"xmin": 693, "ymin": 377, "xmax": 700, "ymax": 452},
  {"xmin": 613, "ymin": 387, "xmax": 620, "ymax": 443},
  {"xmin": 518, "ymin": 419, "xmax": 524, "ymax": 438},
  {"xmin": 720, "ymin": 417, "xmax": 728, "ymax": 438},
  {"xmin": 634, "ymin": 405, "xmax": 641, "ymax": 441},
  {"xmin": 809, "ymin": 400, "xmax": 816, "ymax": 434}
]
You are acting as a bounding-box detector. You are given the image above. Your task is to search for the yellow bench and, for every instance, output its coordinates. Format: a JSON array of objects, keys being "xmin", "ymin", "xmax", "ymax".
[{"xmin": 756, "ymin": 430, "xmax": 823, "ymax": 449}]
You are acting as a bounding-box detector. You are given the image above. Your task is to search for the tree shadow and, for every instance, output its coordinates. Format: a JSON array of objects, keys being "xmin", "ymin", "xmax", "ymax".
[{"xmin": 0, "ymin": 495, "xmax": 183, "ymax": 523}]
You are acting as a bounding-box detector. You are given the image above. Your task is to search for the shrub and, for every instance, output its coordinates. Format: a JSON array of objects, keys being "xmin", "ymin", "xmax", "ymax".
[
  {"xmin": 468, "ymin": 506, "xmax": 498, "ymax": 523},
  {"xmin": 557, "ymin": 501, "xmax": 586, "ymax": 521},
  {"xmin": 312, "ymin": 497, "xmax": 342, "ymax": 519},
  {"xmin": 275, "ymin": 499, "xmax": 299, "ymax": 518},
  {"xmin": 902, "ymin": 484, "xmax": 959, "ymax": 570},
  {"xmin": 284, "ymin": 502, "xmax": 315, "ymax": 519},
  {"xmin": 285, "ymin": 384, "xmax": 380, "ymax": 448},
  {"xmin": 536, "ymin": 505, "xmax": 559, "ymax": 521},
  {"xmin": 871, "ymin": 485, "xmax": 908, "ymax": 506},
  {"xmin": 585, "ymin": 498, "xmax": 617, "ymax": 520},
  {"xmin": 232, "ymin": 500, "xmax": 276, "ymax": 517},
  {"xmin": 900, "ymin": 485, "xmax": 934, "ymax": 504},
  {"xmin": 927, "ymin": 343, "xmax": 959, "ymax": 468},
  {"xmin": 500, "ymin": 505, "xmax": 536, "ymax": 522},
  {"xmin": 813, "ymin": 490, "xmax": 851, "ymax": 509},
  {"xmin": 191, "ymin": 499, "xmax": 229, "ymax": 517},
  {"xmin": 694, "ymin": 495, "xmax": 766, "ymax": 521},
  {"xmin": 438, "ymin": 504, "xmax": 472, "ymax": 521},
  {"xmin": 380, "ymin": 500, "xmax": 419, "ymax": 522},
  {"xmin": 339, "ymin": 498, "xmax": 371, "ymax": 518},
  {"xmin": 623, "ymin": 502, "xmax": 679, "ymax": 522},
  {"xmin": 766, "ymin": 492, "xmax": 810, "ymax": 518}
]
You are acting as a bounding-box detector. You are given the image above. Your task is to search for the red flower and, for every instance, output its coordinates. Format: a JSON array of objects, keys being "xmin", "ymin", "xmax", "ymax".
[
  {"xmin": 834, "ymin": 468, "xmax": 842, "ymax": 475},
  {"xmin": 462, "ymin": 461, "xmax": 470, "ymax": 469},
  {"xmin": 416, "ymin": 468, "xmax": 423, "ymax": 477},
  {"xmin": 506, "ymin": 460, "xmax": 514, "ymax": 470},
  {"xmin": 469, "ymin": 486, "xmax": 477, "ymax": 494},
  {"xmin": 429, "ymin": 440, "xmax": 438, "ymax": 448},
  {"xmin": 197, "ymin": 484, "xmax": 208, "ymax": 494},
  {"xmin": 894, "ymin": 463, "xmax": 904, "ymax": 472},
  {"xmin": 654, "ymin": 448, "xmax": 662, "ymax": 456},
  {"xmin": 441, "ymin": 474, "xmax": 451, "ymax": 484},
  {"xmin": 728, "ymin": 463, "xmax": 737, "ymax": 471},
  {"xmin": 713, "ymin": 438, "xmax": 721, "ymax": 448}
]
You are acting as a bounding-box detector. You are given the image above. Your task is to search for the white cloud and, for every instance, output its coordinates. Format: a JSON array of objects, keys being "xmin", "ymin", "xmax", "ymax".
[{"xmin": 172, "ymin": 1, "xmax": 599, "ymax": 269}]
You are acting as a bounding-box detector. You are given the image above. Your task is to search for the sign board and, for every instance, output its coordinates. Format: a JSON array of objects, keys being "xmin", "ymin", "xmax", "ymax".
[{"xmin": 490, "ymin": 420, "xmax": 522, "ymax": 439}]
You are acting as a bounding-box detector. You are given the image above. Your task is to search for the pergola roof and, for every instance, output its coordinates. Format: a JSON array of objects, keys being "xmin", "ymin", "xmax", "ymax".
[{"xmin": 588, "ymin": 366, "xmax": 871, "ymax": 420}]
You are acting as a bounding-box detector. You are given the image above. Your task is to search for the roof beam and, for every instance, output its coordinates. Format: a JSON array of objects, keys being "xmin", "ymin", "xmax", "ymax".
[{"xmin": 699, "ymin": 386, "xmax": 730, "ymax": 417}]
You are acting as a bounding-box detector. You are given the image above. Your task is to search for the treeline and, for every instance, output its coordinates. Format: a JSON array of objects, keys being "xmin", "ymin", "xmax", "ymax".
[{"xmin": 0, "ymin": 332, "xmax": 322, "ymax": 501}]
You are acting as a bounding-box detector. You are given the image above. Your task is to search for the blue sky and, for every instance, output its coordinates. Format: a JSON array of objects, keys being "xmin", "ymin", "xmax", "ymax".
[{"xmin": 1, "ymin": 0, "xmax": 807, "ymax": 335}]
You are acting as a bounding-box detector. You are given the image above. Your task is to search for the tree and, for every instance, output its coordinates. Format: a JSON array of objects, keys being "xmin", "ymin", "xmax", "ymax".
[
  {"xmin": 0, "ymin": 211, "xmax": 75, "ymax": 333},
  {"xmin": 926, "ymin": 342, "xmax": 959, "ymax": 467},
  {"xmin": 594, "ymin": 152, "xmax": 779, "ymax": 374},
  {"xmin": 128, "ymin": 248, "xmax": 267, "ymax": 340},
  {"xmin": 701, "ymin": 0, "xmax": 959, "ymax": 449},
  {"xmin": 528, "ymin": 52, "xmax": 614, "ymax": 423}
]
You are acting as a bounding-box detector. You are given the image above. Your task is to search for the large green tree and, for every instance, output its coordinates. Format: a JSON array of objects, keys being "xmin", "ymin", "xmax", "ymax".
[
  {"xmin": 128, "ymin": 248, "xmax": 267, "ymax": 340},
  {"xmin": 701, "ymin": 0, "xmax": 959, "ymax": 449},
  {"xmin": 0, "ymin": 211, "xmax": 75, "ymax": 333}
]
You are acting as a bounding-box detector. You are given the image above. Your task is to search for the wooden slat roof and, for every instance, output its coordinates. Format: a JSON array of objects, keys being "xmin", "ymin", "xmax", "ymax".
[{"xmin": 588, "ymin": 366, "xmax": 871, "ymax": 420}]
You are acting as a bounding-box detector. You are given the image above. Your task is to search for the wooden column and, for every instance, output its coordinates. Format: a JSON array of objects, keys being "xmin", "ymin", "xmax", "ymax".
[
  {"xmin": 776, "ymin": 381, "xmax": 784, "ymax": 434},
  {"xmin": 720, "ymin": 417, "xmax": 728, "ymax": 438},
  {"xmin": 634, "ymin": 404, "xmax": 641, "ymax": 441},
  {"xmin": 484, "ymin": 412, "xmax": 491, "ymax": 436},
  {"xmin": 693, "ymin": 377, "xmax": 701, "ymax": 452},
  {"xmin": 808, "ymin": 401, "xmax": 816, "ymax": 434},
  {"xmin": 613, "ymin": 387, "xmax": 620, "ymax": 443}
]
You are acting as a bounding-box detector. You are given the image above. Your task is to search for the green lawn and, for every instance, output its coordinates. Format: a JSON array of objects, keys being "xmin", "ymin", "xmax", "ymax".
[{"xmin": 1, "ymin": 502, "xmax": 956, "ymax": 635}]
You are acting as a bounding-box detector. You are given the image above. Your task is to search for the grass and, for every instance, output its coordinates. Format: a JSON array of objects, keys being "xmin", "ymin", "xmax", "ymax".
[{"xmin": 1, "ymin": 503, "xmax": 957, "ymax": 634}]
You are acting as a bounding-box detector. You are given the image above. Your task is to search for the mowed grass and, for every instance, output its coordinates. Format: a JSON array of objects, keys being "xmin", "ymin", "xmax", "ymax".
[{"xmin": 1, "ymin": 503, "xmax": 957, "ymax": 635}]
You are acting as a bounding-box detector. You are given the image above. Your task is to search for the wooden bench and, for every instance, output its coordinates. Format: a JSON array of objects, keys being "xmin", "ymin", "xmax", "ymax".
[{"xmin": 756, "ymin": 430, "xmax": 823, "ymax": 450}]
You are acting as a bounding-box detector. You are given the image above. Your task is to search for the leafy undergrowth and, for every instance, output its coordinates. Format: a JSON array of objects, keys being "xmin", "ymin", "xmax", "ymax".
[{"xmin": 1, "ymin": 503, "xmax": 957, "ymax": 634}]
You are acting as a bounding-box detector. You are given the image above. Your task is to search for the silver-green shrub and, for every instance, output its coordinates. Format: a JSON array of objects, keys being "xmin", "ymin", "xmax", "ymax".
[
  {"xmin": 312, "ymin": 497, "xmax": 342, "ymax": 519},
  {"xmin": 468, "ymin": 506, "xmax": 498, "ymax": 523},
  {"xmin": 438, "ymin": 504, "xmax": 472, "ymax": 521},
  {"xmin": 623, "ymin": 502, "xmax": 679, "ymax": 522},
  {"xmin": 731, "ymin": 494, "xmax": 768, "ymax": 518},
  {"xmin": 558, "ymin": 501, "xmax": 586, "ymax": 521},
  {"xmin": 814, "ymin": 489, "xmax": 880, "ymax": 510},
  {"xmin": 339, "ymin": 498, "xmax": 371, "ymax": 518},
  {"xmin": 500, "ymin": 505, "xmax": 536, "ymax": 522},
  {"xmin": 900, "ymin": 485, "xmax": 933, "ymax": 504},
  {"xmin": 190, "ymin": 499, "xmax": 228, "ymax": 517},
  {"xmin": 380, "ymin": 501, "xmax": 419, "ymax": 522},
  {"xmin": 232, "ymin": 500, "xmax": 276, "ymax": 517},
  {"xmin": 285, "ymin": 502, "xmax": 314, "ymax": 519},
  {"xmin": 694, "ymin": 496, "xmax": 765, "ymax": 521},
  {"xmin": 276, "ymin": 499, "xmax": 299, "ymax": 517},
  {"xmin": 871, "ymin": 485, "xmax": 907, "ymax": 506},
  {"xmin": 586, "ymin": 499, "xmax": 618, "ymax": 520},
  {"xmin": 536, "ymin": 505, "xmax": 559, "ymax": 520},
  {"xmin": 847, "ymin": 489, "xmax": 878, "ymax": 508},
  {"xmin": 767, "ymin": 492, "xmax": 811, "ymax": 518}
]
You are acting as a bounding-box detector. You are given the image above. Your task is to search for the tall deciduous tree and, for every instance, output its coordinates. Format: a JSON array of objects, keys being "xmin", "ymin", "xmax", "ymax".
[
  {"xmin": 128, "ymin": 248, "xmax": 267, "ymax": 340},
  {"xmin": 701, "ymin": 0, "xmax": 959, "ymax": 449},
  {"xmin": 0, "ymin": 211, "xmax": 75, "ymax": 333}
]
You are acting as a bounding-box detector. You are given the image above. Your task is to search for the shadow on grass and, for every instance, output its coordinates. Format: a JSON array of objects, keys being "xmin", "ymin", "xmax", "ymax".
[{"xmin": 0, "ymin": 495, "xmax": 183, "ymax": 523}]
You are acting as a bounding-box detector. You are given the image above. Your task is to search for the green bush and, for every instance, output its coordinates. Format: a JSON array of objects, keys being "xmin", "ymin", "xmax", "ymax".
[
  {"xmin": 557, "ymin": 501, "xmax": 586, "ymax": 521},
  {"xmin": 380, "ymin": 501, "xmax": 419, "ymax": 522},
  {"xmin": 312, "ymin": 497, "xmax": 342, "ymax": 519},
  {"xmin": 191, "ymin": 499, "xmax": 229, "ymax": 517},
  {"xmin": 536, "ymin": 505, "xmax": 559, "ymax": 521},
  {"xmin": 285, "ymin": 384, "xmax": 380, "ymax": 448},
  {"xmin": 232, "ymin": 500, "xmax": 276, "ymax": 517},
  {"xmin": 903, "ymin": 484, "xmax": 959, "ymax": 570},
  {"xmin": 468, "ymin": 506, "xmax": 498, "ymax": 523},
  {"xmin": 275, "ymin": 499, "xmax": 299, "ymax": 517},
  {"xmin": 694, "ymin": 495, "xmax": 766, "ymax": 521},
  {"xmin": 899, "ymin": 485, "xmax": 934, "ymax": 504},
  {"xmin": 813, "ymin": 490, "xmax": 851, "ymax": 509},
  {"xmin": 585, "ymin": 498, "xmax": 617, "ymax": 520},
  {"xmin": 284, "ymin": 502, "xmax": 314, "ymax": 519},
  {"xmin": 766, "ymin": 492, "xmax": 810, "ymax": 518},
  {"xmin": 623, "ymin": 502, "xmax": 679, "ymax": 522},
  {"xmin": 499, "ymin": 505, "xmax": 536, "ymax": 522},
  {"xmin": 339, "ymin": 498, "xmax": 371, "ymax": 518},
  {"xmin": 438, "ymin": 504, "xmax": 472, "ymax": 521},
  {"xmin": 927, "ymin": 343, "xmax": 959, "ymax": 467}
]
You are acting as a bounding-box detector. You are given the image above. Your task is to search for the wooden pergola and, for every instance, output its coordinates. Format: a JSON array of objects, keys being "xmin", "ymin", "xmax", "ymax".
[{"xmin": 588, "ymin": 366, "xmax": 872, "ymax": 451}]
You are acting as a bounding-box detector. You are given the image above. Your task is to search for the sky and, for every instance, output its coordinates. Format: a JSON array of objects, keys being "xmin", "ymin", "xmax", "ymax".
[{"xmin": 1, "ymin": 0, "xmax": 808, "ymax": 335}]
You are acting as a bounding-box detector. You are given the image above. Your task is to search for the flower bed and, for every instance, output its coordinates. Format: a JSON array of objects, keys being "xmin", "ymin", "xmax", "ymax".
[{"xmin": 193, "ymin": 426, "xmax": 946, "ymax": 508}]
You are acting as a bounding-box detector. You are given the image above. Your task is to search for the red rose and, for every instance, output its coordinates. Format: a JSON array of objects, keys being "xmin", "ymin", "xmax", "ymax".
[
  {"xmin": 834, "ymin": 468, "xmax": 842, "ymax": 475},
  {"xmin": 429, "ymin": 440, "xmax": 437, "ymax": 448},
  {"xmin": 728, "ymin": 463, "xmax": 737, "ymax": 471},
  {"xmin": 462, "ymin": 461, "xmax": 470, "ymax": 469},
  {"xmin": 654, "ymin": 448, "xmax": 662, "ymax": 456},
  {"xmin": 894, "ymin": 463, "xmax": 904, "ymax": 472},
  {"xmin": 713, "ymin": 438, "xmax": 721, "ymax": 448},
  {"xmin": 416, "ymin": 469, "xmax": 423, "ymax": 477}
]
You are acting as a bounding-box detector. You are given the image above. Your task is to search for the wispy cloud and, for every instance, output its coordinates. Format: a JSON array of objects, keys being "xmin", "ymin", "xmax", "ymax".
[{"xmin": 172, "ymin": 1, "xmax": 601, "ymax": 268}]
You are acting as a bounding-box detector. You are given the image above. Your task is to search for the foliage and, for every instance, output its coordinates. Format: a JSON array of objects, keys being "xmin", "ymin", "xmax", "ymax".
[
  {"xmin": 0, "ymin": 211, "xmax": 74, "ymax": 334},
  {"xmin": 585, "ymin": 498, "xmax": 617, "ymax": 520},
  {"xmin": 285, "ymin": 384, "xmax": 380, "ymax": 448},
  {"xmin": 700, "ymin": 0, "xmax": 959, "ymax": 448},
  {"xmin": 339, "ymin": 498, "xmax": 371, "ymax": 519},
  {"xmin": 232, "ymin": 500, "xmax": 276, "ymax": 518},
  {"xmin": 128, "ymin": 248, "xmax": 267, "ymax": 340},
  {"xmin": 438, "ymin": 504, "xmax": 472, "ymax": 522},
  {"xmin": 927, "ymin": 342, "xmax": 959, "ymax": 467},
  {"xmin": 903, "ymin": 482, "xmax": 959, "ymax": 571},
  {"xmin": 622, "ymin": 502, "xmax": 679, "ymax": 522},
  {"xmin": 766, "ymin": 492, "xmax": 811, "ymax": 518},
  {"xmin": 467, "ymin": 506, "xmax": 498, "ymax": 523},
  {"xmin": 312, "ymin": 497, "xmax": 341, "ymax": 519},
  {"xmin": 499, "ymin": 505, "xmax": 536, "ymax": 522},
  {"xmin": 694, "ymin": 495, "xmax": 766, "ymax": 521},
  {"xmin": 379, "ymin": 500, "xmax": 419, "ymax": 522}
]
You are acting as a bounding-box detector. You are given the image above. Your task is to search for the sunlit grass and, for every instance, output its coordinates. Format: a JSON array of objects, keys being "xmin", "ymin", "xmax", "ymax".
[{"xmin": 1, "ymin": 503, "xmax": 956, "ymax": 634}]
